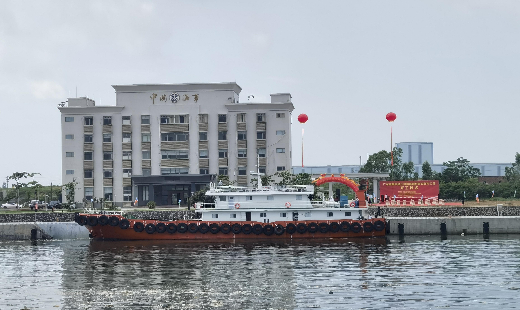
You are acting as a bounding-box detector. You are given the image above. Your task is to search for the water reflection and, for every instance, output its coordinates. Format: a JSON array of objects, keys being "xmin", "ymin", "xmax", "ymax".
[{"xmin": 2, "ymin": 236, "xmax": 520, "ymax": 309}]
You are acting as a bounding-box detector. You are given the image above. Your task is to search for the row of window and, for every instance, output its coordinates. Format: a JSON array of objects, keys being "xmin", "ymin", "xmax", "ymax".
[
  {"xmin": 219, "ymin": 195, "xmax": 304, "ymax": 201},
  {"xmin": 83, "ymin": 169, "xmax": 132, "ymax": 178},
  {"xmin": 65, "ymin": 112, "xmax": 287, "ymax": 125},
  {"xmin": 65, "ymin": 147, "xmax": 281, "ymax": 160},
  {"xmin": 84, "ymin": 186, "xmax": 131, "ymax": 201},
  {"xmin": 210, "ymin": 211, "xmax": 351, "ymax": 220},
  {"xmin": 67, "ymin": 130, "xmax": 285, "ymax": 143}
]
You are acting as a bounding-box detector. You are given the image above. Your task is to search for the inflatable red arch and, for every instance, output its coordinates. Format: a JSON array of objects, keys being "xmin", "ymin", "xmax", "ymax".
[{"xmin": 312, "ymin": 174, "xmax": 359, "ymax": 192}]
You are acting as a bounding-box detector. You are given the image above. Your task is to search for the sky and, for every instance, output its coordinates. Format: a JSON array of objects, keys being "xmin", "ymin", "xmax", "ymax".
[{"xmin": 1, "ymin": 0, "xmax": 520, "ymax": 186}]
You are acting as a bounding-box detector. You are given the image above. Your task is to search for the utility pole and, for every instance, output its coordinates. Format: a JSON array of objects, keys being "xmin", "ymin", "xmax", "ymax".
[{"xmin": 50, "ymin": 183, "xmax": 53, "ymax": 201}]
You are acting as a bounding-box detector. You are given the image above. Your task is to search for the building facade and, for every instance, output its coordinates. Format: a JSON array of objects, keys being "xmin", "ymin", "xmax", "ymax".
[{"xmin": 59, "ymin": 83, "xmax": 294, "ymax": 206}]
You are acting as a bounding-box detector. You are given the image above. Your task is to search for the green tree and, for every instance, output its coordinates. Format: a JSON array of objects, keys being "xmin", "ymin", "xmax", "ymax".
[
  {"xmin": 440, "ymin": 157, "xmax": 481, "ymax": 183},
  {"xmin": 421, "ymin": 161, "xmax": 434, "ymax": 180},
  {"xmin": 217, "ymin": 175, "xmax": 235, "ymax": 186},
  {"xmin": 8, "ymin": 172, "xmax": 39, "ymax": 206},
  {"xmin": 292, "ymin": 173, "xmax": 313, "ymax": 185},
  {"xmin": 402, "ymin": 162, "xmax": 415, "ymax": 181},
  {"xmin": 388, "ymin": 147, "xmax": 404, "ymax": 181},
  {"xmin": 505, "ymin": 152, "xmax": 520, "ymax": 183},
  {"xmin": 250, "ymin": 174, "xmax": 274, "ymax": 187},
  {"xmin": 360, "ymin": 150, "xmax": 391, "ymax": 173},
  {"xmin": 275, "ymin": 171, "xmax": 293, "ymax": 186},
  {"xmin": 63, "ymin": 179, "xmax": 79, "ymax": 205}
]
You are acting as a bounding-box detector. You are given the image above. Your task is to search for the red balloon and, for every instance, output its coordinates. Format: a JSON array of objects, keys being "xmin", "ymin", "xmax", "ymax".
[
  {"xmin": 298, "ymin": 114, "xmax": 308, "ymax": 123},
  {"xmin": 386, "ymin": 112, "xmax": 396, "ymax": 122}
]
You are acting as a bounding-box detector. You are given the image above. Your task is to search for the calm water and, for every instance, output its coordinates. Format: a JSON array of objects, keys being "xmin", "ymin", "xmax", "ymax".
[{"xmin": 1, "ymin": 235, "xmax": 520, "ymax": 310}]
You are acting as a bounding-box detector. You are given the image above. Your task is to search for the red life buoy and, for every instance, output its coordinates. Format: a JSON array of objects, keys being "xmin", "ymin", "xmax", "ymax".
[
  {"xmin": 234, "ymin": 203, "xmax": 240, "ymax": 209},
  {"xmin": 285, "ymin": 202, "xmax": 291, "ymax": 208},
  {"xmin": 350, "ymin": 202, "xmax": 355, "ymax": 207}
]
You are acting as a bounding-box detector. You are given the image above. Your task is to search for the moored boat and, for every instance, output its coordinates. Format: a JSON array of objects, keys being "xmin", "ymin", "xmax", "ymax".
[{"xmin": 76, "ymin": 175, "xmax": 386, "ymax": 240}]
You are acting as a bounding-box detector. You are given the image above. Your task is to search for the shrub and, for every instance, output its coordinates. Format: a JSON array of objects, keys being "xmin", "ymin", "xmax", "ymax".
[{"xmin": 147, "ymin": 201, "xmax": 156, "ymax": 209}]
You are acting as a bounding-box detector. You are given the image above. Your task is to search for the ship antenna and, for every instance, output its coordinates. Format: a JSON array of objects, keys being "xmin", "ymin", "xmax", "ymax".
[{"xmin": 250, "ymin": 150, "xmax": 264, "ymax": 190}]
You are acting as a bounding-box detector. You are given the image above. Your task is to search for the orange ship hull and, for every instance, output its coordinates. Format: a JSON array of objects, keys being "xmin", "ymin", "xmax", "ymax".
[{"xmin": 77, "ymin": 214, "xmax": 386, "ymax": 240}]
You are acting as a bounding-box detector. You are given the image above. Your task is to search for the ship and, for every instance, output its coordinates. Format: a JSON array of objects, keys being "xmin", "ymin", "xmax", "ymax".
[{"xmin": 75, "ymin": 174, "xmax": 386, "ymax": 240}]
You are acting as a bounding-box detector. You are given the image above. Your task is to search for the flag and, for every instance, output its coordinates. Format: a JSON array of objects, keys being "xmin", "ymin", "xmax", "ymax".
[
  {"xmin": 515, "ymin": 190, "xmax": 517, "ymax": 198},
  {"xmin": 492, "ymin": 190, "xmax": 495, "ymax": 198},
  {"xmin": 463, "ymin": 191, "xmax": 466, "ymax": 198}
]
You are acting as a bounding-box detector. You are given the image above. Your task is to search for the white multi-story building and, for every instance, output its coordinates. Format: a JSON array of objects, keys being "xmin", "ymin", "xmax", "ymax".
[{"xmin": 59, "ymin": 83, "xmax": 294, "ymax": 207}]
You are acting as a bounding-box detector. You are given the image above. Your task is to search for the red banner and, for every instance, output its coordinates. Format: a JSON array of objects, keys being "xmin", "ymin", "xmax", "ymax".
[{"xmin": 379, "ymin": 180, "xmax": 439, "ymax": 199}]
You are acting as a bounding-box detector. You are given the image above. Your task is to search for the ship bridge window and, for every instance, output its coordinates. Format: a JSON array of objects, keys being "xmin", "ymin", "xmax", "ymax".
[
  {"xmin": 327, "ymin": 212, "xmax": 333, "ymax": 217},
  {"xmin": 212, "ymin": 214, "xmax": 218, "ymax": 219},
  {"xmin": 260, "ymin": 213, "xmax": 266, "ymax": 217},
  {"xmin": 280, "ymin": 213, "xmax": 287, "ymax": 218},
  {"xmin": 267, "ymin": 196, "xmax": 274, "ymax": 201},
  {"xmin": 247, "ymin": 196, "xmax": 252, "ymax": 201},
  {"xmin": 345, "ymin": 211, "xmax": 351, "ymax": 216},
  {"xmin": 296, "ymin": 195, "xmax": 302, "ymax": 200},
  {"xmin": 230, "ymin": 214, "xmax": 237, "ymax": 218},
  {"xmin": 219, "ymin": 196, "xmax": 226, "ymax": 201}
]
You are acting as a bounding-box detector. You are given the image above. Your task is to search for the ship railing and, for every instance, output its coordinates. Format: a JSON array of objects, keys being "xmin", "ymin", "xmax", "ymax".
[{"xmin": 310, "ymin": 201, "xmax": 342, "ymax": 208}]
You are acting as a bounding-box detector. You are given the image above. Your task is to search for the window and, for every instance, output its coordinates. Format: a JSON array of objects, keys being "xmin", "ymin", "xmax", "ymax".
[
  {"xmin": 218, "ymin": 114, "xmax": 227, "ymax": 123},
  {"xmin": 296, "ymin": 195, "xmax": 303, "ymax": 200},
  {"xmin": 237, "ymin": 113, "xmax": 246, "ymax": 123},
  {"xmin": 199, "ymin": 114, "xmax": 208, "ymax": 124},
  {"xmin": 260, "ymin": 212, "xmax": 266, "ymax": 217},
  {"xmin": 122, "ymin": 151, "xmax": 132, "ymax": 160},
  {"xmin": 66, "ymin": 170, "xmax": 74, "ymax": 175},
  {"xmin": 103, "ymin": 169, "xmax": 112, "ymax": 178},
  {"xmin": 219, "ymin": 167, "xmax": 228, "ymax": 175},
  {"xmin": 84, "ymin": 134, "xmax": 93, "ymax": 143},
  {"xmin": 247, "ymin": 196, "xmax": 253, "ymax": 201},
  {"xmin": 123, "ymin": 186, "xmax": 132, "ymax": 201},
  {"xmin": 161, "ymin": 168, "xmax": 189, "ymax": 175},
  {"xmin": 327, "ymin": 212, "xmax": 334, "ymax": 217},
  {"xmin": 259, "ymin": 166, "xmax": 266, "ymax": 174},
  {"xmin": 162, "ymin": 150, "xmax": 189, "ymax": 159},
  {"xmin": 238, "ymin": 149, "xmax": 247, "ymax": 158},
  {"xmin": 280, "ymin": 213, "xmax": 287, "ymax": 218},
  {"xmin": 142, "ymin": 186, "xmax": 149, "ymax": 200},
  {"xmin": 199, "ymin": 150, "xmax": 208, "ymax": 158},
  {"xmin": 66, "ymin": 152, "xmax": 74, "ymax": 158},
  {"xmin": 219, "ymin": 196, "xmax": 227, "ymax": 201},
  {"xmin": 142, "ymin": 151, "xmax": 151, "ymax": 160},
  {"xmin": 142, "ymin": 168, "xmax": 151, "ymax": 177},
  {"xmin": 122, "ymin": 116, "xmax": 131, "ymax": 125},
  {"xmin": 276, "ymin": 148, "xmax": 285, "ymax": 153},
  {"xmin": 161, "ymin": 132, "xmax": 189, "ymax": 141},
  {"xmin": 103, "ymin": 134, "xmax": 111, "ymax": 142},
  {"xmin": 199, "ymin": 132, "xmax": 207, "ymax": 141},
  {"xmin": 103, "ymin": 116, "xmax": 112, "ymax": 125},
  {"xmin": 212, "ymin": 214, "xmax": 219, "ymax": 219},
  {"xmin": 277, "ymin": 166, "xmax": 285, "ymax": 171},
  {"xmin": 345, "ymin": 212, "xmax": 351, "ymax": 216},
  {"xmin": 276, "ymin": 130, "xmax": 285, "ymax": 135},
  {"xmin": 238, "ymin": 167, "xmax": 247, "ymax": 175},
  {"xmin": 84, "ymin": 152, "xmax": 93, "ymax": 161},
  {"xmin": 103, "ymin": 152, "xmax": 112, "ymax": 160},
  {"xmin": 84, "ymin": 187, "xmax": 93, "ymax": 200},
  {"xmin": 200, "ymin": 168, "xmax": 209, "ymax": 174},
  {"xmin": 84, "ymin": 169, "xmax": 93, "ymax": 178},
  {"xmin": 141, "ymin": 115, "xmax": 150, "ymax": 124},
  {"xmin": 84, "ymin": 116, "xmax": 93, "ymax": 125},
  {"xmin": 218, "ymin": 149, "xmax": 228, "ymax": 158},
  {"xmin": 276, "ymin": 113, "xmax": 285, "ymax": 118},
  {"xmin": 104, "ymin": 187, "xmax": 113, "ymax": 201},
  {"xmin": 218, "ymin": 131, "xmax": 227, "ymax": 140},
  {"xmin": 123, "ymin": 169, "xmax": 132, "ymax": 177},
  {"xmin": 141, "ymin": 133, "xmax": 151, "ymax": 142},
  {"xmin": 160, "ymin": 115, "xmax": 188, "ymax": 124},
  {"xmin": 237, "ymin": 131, "xmax": 247, "ymax": 140},
  {"xmin": 267, "ymin": 196, "xmax": 274, "ymax": 201},
  {"xmin": 257, "ymin": 131, "xmax": 266, "ymax": 140},
  {"xmin": 65, "ymin": 134, "xmax": 74, "ymax": 140},
  {"xmin": 122, "ymin": 133, "xmax": 131, "ymax": 143},
  {"xmin": 230, "ymin": 214, "xmax": 237, "ymax": 218},
  {"xmin": 65, "ymin": 116, "xmax": 74, "ymax": 122},
  {"xmin": 257, "ymin": 113, "xmax": 265, "ymax": 122},
  {"xmin": 258, "ymin": 148, "xmax": 266, "ymax": 157}
]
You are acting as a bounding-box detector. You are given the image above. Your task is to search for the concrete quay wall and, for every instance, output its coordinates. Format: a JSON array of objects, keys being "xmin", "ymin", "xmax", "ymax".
[
  {"xmin": 387, "ymin": 217, "xmax": 520, "ymax": 235},
  {"xmin": 367, "ymin": 205, "xmax": 520, "ymax": 217},
  {"xmin": 0, "ymin": 222, "xmax": 89, "ymax": 240}
]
